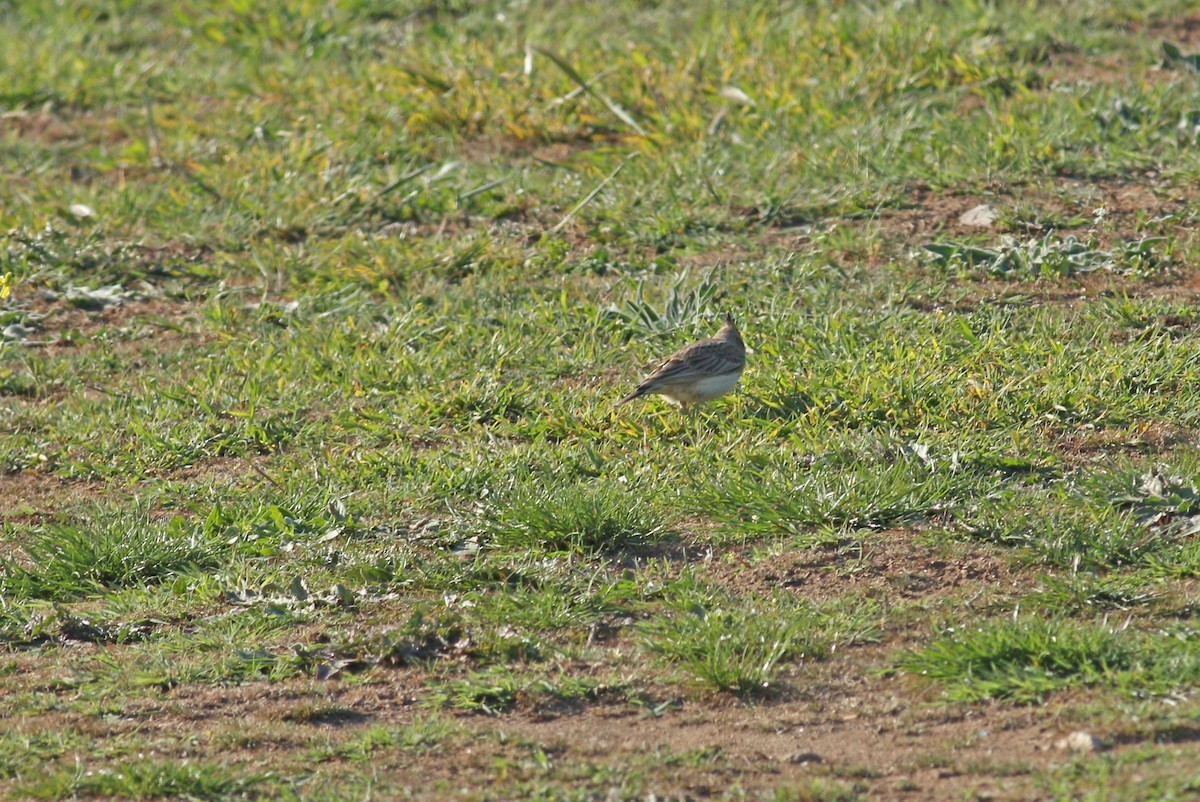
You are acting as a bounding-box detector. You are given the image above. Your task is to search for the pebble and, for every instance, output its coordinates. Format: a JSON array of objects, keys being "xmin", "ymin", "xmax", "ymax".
[
  {"xmin": 959, "ymin": 203, "xmax": 1000, "ymax": 227},
  {"xmin": 1056, "ymin": 731, "xmax": 1104, "ymax": 753}
]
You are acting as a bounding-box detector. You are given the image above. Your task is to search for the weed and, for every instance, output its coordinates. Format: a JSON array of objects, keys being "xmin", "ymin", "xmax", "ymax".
[
  {"xmin": 639, "ymin": 578, "xmax": 855, "ymax": 694},
  {"xmin": 2, "ymin": 511, "xmax": 227, "ymax": 601},
  {"xmin": 925, "ymin": 235, "xmax": 1170, "ymax": 279},
  {"xmin": 481, "ymin": 480, "xmax": 670, "ymax": 553},
  {"xmin": 1021, "ymin": 573, "xmax": 1161, "ymax": 613},
  {"xmin": 604, "ymin": 270, "xmax": 722, "ymax": 338},
  {"xmin": 897, "ymin": 618, "xmax": 1200, "ymax": 702},
  {"xmin": 20, "ymin": 760, "xmax": 265, "ymax": 801}
]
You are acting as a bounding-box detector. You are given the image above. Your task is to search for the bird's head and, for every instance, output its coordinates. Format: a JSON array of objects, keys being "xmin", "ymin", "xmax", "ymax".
[{"xmin": 719, "ymin": 312, "xmax": 744, "ymax": 350}]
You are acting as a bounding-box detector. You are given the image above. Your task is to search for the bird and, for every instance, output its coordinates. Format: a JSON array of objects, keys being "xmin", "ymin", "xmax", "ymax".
[{"xmin": 617, "ymin": 312, "xmax": 746, "ymax": 409}]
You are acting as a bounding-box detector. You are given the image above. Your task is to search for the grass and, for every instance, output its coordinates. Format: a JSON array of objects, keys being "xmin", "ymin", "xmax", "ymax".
[
  {"xmin": 640, "ymin": 576, "xmax": 878, "ymax": 694},
  {"xmin": 1020, "ymin": 573, "xmax": 1162, "ymax": 613},
  {"xmin": 896, "ymin": 617, "xmax": 1200, "ymax": 703},
  {"xmin": 694, "ymin": 438, "xmax": 998, "ymax": 537},
  {"xmin": 20, "ymin": 760, "xmax": 266, "ymax": 801},
  {"xmin": 6, "ymin": 0, "xmax": 1200, "ymax": 799},
  {"xmin": 309, "ymin": 716, "xmax": 460, "ymax": 762},
  {"xmin": 481, "ymin": 479, "xmax": 671, "ymax": 553},
  {"xmin": 641, "ymin": 598, "xmax": 809, "ymax": 695},
  {"xmin": 1, "ymin": 511, "xmax": 228, "ymax": 600}
]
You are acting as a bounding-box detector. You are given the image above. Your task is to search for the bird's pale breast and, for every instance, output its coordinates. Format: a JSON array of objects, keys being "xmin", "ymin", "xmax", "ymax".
[{"xmin": 662, "ymin": 369, "xmax": 743, "ymax": 404}]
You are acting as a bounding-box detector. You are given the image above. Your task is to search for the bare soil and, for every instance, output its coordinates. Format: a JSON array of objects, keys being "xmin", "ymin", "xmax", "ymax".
[
  {"xmin": 9, "ymin": 636, "xmax": 1196, "ymax": 801},
  {"xmin": 700, "ymin": 530, "xmax": 1022, "ymax": 609}
]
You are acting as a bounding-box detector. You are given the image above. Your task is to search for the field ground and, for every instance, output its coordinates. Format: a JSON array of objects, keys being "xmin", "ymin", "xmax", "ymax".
[{"xmin": 6, "ymin": 1, "xmax": 1200, "ymax": 799}]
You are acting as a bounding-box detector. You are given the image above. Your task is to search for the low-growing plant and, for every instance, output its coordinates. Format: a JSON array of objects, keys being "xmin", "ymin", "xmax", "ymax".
[
  {"xmin": 482, "ymin": 480, "xmax": 670, "ymax": 553},
  {"xmin": 426, "ymin": 666, "xmax": 523, "ymax": 714},
  {"xmin": 896, "ymin": 618, "xmax": 1200, "ymax": 702},
  {"xmin": 1021, "ymin": 573, "xmax": 1160, "ymax": 613},
  {"xmin": 924, "ymin": 234, "xmax": 1170, "ymax": 279},
  {"xmin": 768, "ymin": 781, "xmax": 864, "ymax": 802},
  {"xmin": 640, "ymin": 580, "xmax": 833, "ymax": 695},
  {"xmin": 19, "ymin": 759, "xmax": 265, "ymax": 801},
  {"xmin": 310, "ymin": 717, "xmax": 460, "ymax": 763},
  {"xmin": 695, "ymin": 443, "xmax": 988, "ymax": 538},
  {"xmin": 427, "ymin": 665, "xmax": 611, "ymax": 715},
  {"xmin": 603, "ymin": 269, "xmax": 721, "ymax": 338},
  {"xmin": 963, "ymin": 462, "xmax": 1200, "ymax": 573},
  {"xmin": 1, "ymin": 513, "xmax": 227, "ymax": 601},
  {"xmin": 458, "ymin": 567, "xmax": 642, "ymax": 633}
]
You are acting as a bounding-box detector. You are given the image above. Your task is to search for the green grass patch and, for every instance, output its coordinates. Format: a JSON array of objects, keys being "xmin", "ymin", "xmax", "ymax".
[
  {"xmin": 427, "ymin": 665, "xmax": 613, "ymax": 715},
  {"xmin": 481, "ymin": 479, "xmax": 671, "ymax": 553},
  {"xmin": 20, "ymin": 760, "xmax": 266, "ymax": 801},
  {"xmin": 961, "ymin": 455, "xmax": 1200, "ymax": 575},
  {"xmin": 1, "ymin": 512, "xmax": 227, "ymax": 601},
  {"xmin": 897, "ymin": 617, "xmax": 1200, "ymax": 702},
  {"xmin": 1020, "ymin": 573, "xmax": 1162, "ymax": 613},
  {"xmin": 309, "ymin": 716, "xmax": 461, "ymax": 763},
  {"xmin": 640, "ymin": 577, "xmax": 879, "ymax": 694}
]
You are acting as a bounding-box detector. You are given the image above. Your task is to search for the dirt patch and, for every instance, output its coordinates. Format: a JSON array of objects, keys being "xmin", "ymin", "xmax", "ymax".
[
  {"xmin": 508, "ymin": 664, "xmax": 1071, "ymax": 800},
  {"xmin": 1045, "ymin": 10, "xmax": 1200, "ymax": 85},
  {"xmin": 0, "ymin": 107, "xmax": 134, "ymax": 148},
  {"xmin": 7, "ymin": 650, "xmax": 1180, "ymax": 801},
  {"xmin": 10, "ymin": 296, "xmax": 201, "ymax": 350},
  {"xmin": 867, "ymin": 174, "xmax": 1200, "ymax": 313},
  {"xmin": 883, "ymin": 176, "xmax": 1189, "ymax": 243},
  {"xmin": 3, "ymin": 237, "xmax": 214, "ymax": 351},
  {"xmin": 895, "ymin": 270, "xmax": 1200, "ymax": 318},
  {"xmin": 0, "ymin": 471, "xmax": 108, "ymax": 521},
  {"xmin": 0, "ymin": 109, "xmax": 82, "ymax": 145},
  {"xmin": 0, "ymin": 454, "xmax": 274, "ymax": 522},
  {"xmin": 699, "ymin": 530, "xmax": 1025, "ymax": 611},
  {"xmin": 1055, "ymin": 421, "xmax": 1195, "ymax": 466},
  {"xmin": 1143, "ymin": 11, "xmax": 1200, "ymax": 50},
  {"xmin": 1045, "ymin": 52, "xmax": 1145, "ymax": 86}
]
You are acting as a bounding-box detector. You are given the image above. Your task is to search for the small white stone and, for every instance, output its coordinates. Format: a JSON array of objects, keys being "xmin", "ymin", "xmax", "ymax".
[
  {"xmin": 69, "ymin": 203, "xmax": 95, "ymax": 219},
  {"xmin": 959, "ymin": 204, "xmax": 1000, "ymax": 227},
  {"xmin": 1056, "ymin": 731, "xmax": 1104, "ymax": 753}
]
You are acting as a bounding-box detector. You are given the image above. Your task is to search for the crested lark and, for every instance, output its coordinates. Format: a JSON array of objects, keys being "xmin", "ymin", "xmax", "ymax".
[{"xmin": 617, "ymin": 312, "xmax": 746, "ymax": 408}]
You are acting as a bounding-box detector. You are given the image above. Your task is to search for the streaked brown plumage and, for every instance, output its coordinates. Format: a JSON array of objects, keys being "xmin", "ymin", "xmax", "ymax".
[{"xmin": 617, "ymin": 312, "xmax": 746, "ymax": 408}]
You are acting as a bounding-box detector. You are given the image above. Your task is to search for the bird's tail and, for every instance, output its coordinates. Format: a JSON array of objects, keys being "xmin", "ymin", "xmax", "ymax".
[{"xmin": 616, "ymin": 388, "xmax": 645, "ymax": 406}]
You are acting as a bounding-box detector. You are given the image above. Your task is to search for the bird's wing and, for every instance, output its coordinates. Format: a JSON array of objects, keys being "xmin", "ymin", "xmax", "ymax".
[{"xmin": 641, "ymin": 340, "xmax": 742, "ymax": 387}]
